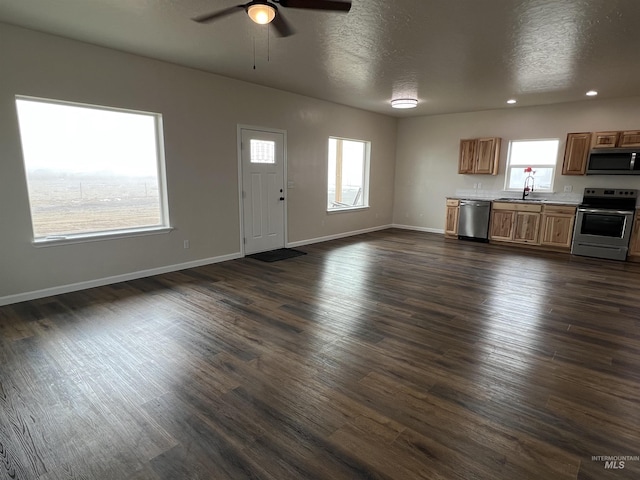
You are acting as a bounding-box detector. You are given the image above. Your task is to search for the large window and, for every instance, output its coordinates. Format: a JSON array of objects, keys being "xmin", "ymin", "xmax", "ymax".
[
  {"xmin": 15, "ymin": 96, "xmax": 169, "ymax": 242},
  {"xmin": 327, "ymin": 137, "xmax": 370, "ymax": 211},
  {"xmin": 505, "ymin": 139, "xmax": 560, "ymax": 192}
]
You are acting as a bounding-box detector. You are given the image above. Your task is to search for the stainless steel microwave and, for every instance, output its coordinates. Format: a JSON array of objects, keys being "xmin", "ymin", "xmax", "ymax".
[{"xmin": 587, "ymin": 149, "xmax": 640, "ymax": 175}]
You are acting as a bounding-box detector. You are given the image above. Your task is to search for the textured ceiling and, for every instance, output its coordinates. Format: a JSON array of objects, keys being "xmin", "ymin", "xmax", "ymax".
[{"xmin": 1, "ymin": 0, "xmax": 639, "ymax": 117}]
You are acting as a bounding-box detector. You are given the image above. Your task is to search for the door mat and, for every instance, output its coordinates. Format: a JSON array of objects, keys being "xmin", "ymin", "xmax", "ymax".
[{"xmin": 247, "ymin": 248, "xmax": 307, "ymax": 263}]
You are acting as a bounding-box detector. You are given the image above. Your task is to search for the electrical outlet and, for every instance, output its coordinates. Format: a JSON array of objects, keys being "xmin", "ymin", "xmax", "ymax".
[
  {"xmin": 564, "ymin": 185, "xmax": 572, "ymax": 193},
  {"xmin": 183, "ymin": 240, "xmax": 190, "ymax": 249}
]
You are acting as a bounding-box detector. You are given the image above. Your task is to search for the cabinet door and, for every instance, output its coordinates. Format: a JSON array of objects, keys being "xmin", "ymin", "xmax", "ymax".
[
  {"xmin": 513, "ymin": 212, "xmax": 540, "ymax": 244},
  {"xmin": 458, "ymin": 139, "xmax": 477, "ymax": 174},
  {"xmin": 628, "ymin": 214, "xmax": 640, "ymax": 258},
  {"xmin": 475, "ymin": 138, "xmax": 501, "ymax": 175},
  {"xmin": 562, "ymin": 132, "xmax": 591, "ymax": 175},
  {"xmin": 619, "ymin": 131, "xmax": 640, "ymax": 148},
  {"xmin": 489, "ymin": 210, "xmax": 515, "ymax": 241},
  {"xmin": 445, "ymin": 205, "xmax": 459, "ymax": 237},
  {"xmin": 592, "ymin": 131, "xmax": 619, "ymax": 149},
  {"xmin": 540, "ymin": 214, "xmax": 575, "ymax": 248}
]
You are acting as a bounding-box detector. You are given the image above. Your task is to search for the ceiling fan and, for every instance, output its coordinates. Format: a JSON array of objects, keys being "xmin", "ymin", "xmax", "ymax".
[{"xmin": 192, "ymin": 0, "xmax": 352, "ymax": 37}]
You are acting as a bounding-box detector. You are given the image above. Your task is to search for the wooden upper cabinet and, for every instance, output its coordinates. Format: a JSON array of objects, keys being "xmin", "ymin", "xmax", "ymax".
[
  {"xmin": 458, "ymin": 137, "xmax": 501, "ymax": 175},
  {"xmin": 562, "ymin": 132, "xmax": 591, "ymax": 175},
  {"xmin": 458, "ymin": 139, "xmax": 476, "ymax": 174},
  {"xmin": 592, "ymin": 130, "xmax": 640, "ymax": 148},
  {"xmin": 592, "ymin": 131, "xmax": 619, "ymax": 149},
  {"xmin": 619, "ymin": 131, "xmax": 640, "ymax": 148},
  {"xmin": 475, "ymin": 138, "xmax": 501, "ymax": 174}
]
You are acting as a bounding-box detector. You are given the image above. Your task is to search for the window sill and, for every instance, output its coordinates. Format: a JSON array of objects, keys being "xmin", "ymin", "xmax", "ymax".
[
  {"xmin": 33, "ymin": 226, "xmax": 174, "ymax": 247},
  {"xmin": 327, "ymin": 206, "xmax": 370, "ymax": 214}
]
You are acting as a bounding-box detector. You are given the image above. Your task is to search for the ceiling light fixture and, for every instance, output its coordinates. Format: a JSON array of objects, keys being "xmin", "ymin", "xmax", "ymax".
[
  {"xmin": 586, "ymin": 90, "xmax": 598, "ymax": 97},
  {"xmin": 507, "ymin": 99, "xmax": 517, "ymax": 104},
  {"xmin": 391, "ymin": 98, "xmax": 418, "ymax": 109},
  {"xmin": 247, "ymin": 3, "xmax": 276, "ymax": 24}
]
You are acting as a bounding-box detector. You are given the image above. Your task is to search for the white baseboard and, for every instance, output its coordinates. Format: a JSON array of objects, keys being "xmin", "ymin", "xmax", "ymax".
[
  {"xmin": 1, "ymin": 225, "xmax": 443, "ymax": 307},
  {"xmin": 287, "ymin": 224, "xmax": 393, "ymax": 248},
  {"xmin": 0, "ymin": 252, "xmax": 242, "ymax": 307},
  {"xmin": 392, "ymin": 224, "xmax": 444, "ymax": 234}
]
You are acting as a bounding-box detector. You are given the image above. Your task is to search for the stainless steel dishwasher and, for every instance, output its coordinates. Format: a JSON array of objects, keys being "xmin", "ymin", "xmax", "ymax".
[{"xmin": 458, "ymin": 200, "xmax": 491, "ymax": 241}]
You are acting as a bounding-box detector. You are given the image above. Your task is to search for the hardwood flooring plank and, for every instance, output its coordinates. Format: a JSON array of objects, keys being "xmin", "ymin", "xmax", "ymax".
[{"xmin": 2, "ymin": 229, "xmax": 640, "ymax": 479}]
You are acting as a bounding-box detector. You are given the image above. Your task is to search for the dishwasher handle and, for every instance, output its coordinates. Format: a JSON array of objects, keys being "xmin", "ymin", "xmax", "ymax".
[{"xmin": 460, "ymin": 201, "xmax": 490, "ymax": 207}]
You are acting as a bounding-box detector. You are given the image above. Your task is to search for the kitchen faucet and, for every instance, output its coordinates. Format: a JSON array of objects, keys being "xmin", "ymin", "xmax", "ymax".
[{"xmin": 522, "ymin": 171, "xmax": 535, "ymax": 200}]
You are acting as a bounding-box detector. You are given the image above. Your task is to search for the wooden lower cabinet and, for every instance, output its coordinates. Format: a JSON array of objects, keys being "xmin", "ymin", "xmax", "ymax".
[
  {"xmin": 490, "ymin": 202, "xmax": 542, "ymax": 245},
  {"xmin": 628, "ymin": 212, "xmax": 640, "ymax": 260},
  {"xmin": 489, "ymin": 210, "xmax": 515, "ymax": 241},
  {"xmin": 445, "ymin": 199, "xmax": 460, "ymax": 238},
  {"xmin": 489, "ymin": 202, "xmax": 576, "ymax": 249},
  {"xmin": 513, "ymin": 212, "xmax": 540, "ymax": 244},
  {"xmin": 540, "ymin": 206, "xmax": 576, "ymax": 249}
]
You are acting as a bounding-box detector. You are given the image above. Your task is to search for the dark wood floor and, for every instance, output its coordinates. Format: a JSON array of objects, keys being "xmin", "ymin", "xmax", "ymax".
[{"xmin": 1, "ymin": 229, "xmax": 640, "ymax": 480}]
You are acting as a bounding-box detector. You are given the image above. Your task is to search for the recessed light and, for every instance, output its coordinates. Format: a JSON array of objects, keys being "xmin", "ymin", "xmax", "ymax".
[
  {"xmin": 507, "ymin": 99, "xmax": 517, "ymax": 104},
  {"xmin": 586, "ymin": 90, "xmax": 598, "ymax": 96},
  {"xmin": 391, "ymin": 98, "xmax": 418, "ymax": 109}
]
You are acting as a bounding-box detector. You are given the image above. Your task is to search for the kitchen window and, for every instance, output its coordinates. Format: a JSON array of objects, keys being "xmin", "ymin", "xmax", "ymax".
[
  {"xmin": 504, "ymin": 139, "xmax": 560, "ymax": 192},
  {"xmin": 327, "ymin": 137, "xmax": 370, "ymax": 211},
  {"xmin": 15, "ymin": 96, "xmax": 170, "ymax": 243}
]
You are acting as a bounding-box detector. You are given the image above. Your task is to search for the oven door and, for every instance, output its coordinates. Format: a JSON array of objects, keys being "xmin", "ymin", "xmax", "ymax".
[{"xmin": 572, "ymin": 208, "xmax": 635, "ymax": 260}]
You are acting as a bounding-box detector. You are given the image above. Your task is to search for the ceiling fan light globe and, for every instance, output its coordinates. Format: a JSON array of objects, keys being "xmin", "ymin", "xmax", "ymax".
[{"xmin": 247, "ymin": 4, "xmax": 276, "ymax": 24}]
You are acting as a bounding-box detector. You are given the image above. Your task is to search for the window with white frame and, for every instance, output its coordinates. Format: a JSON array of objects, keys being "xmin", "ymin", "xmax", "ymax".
[
  {"xmin": 327, "ymin": 137, "xmax": 370, "ymax": 211},
  {"xmin": 504, "ymin": 139, "xmax": 560, "ymax": 192},
  {"xmin": 15, "ymin": 96, "xmax": 170, "ymax": 242}
]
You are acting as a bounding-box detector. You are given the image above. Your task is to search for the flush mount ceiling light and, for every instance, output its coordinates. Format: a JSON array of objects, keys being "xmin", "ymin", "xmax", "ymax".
[
  {"xmin": 507, "ymin": 99, "xmax": 517, "ymax": 104},
  {"xmin": 586, "ymin": 90, "xmax": 598, "ymax": 96},
  {"xmin": 391, "ymin": 98, "xmax": 418, "ymax": 109},
  {"xmin": 247, "ymin": 3, "xmax": 276, "ymax": 24}
]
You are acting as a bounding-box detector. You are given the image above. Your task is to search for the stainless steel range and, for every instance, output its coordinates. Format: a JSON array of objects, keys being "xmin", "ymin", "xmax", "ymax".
[{"xmin": 571, "ymin": 188, "xmax": 637, "ymax": 261}]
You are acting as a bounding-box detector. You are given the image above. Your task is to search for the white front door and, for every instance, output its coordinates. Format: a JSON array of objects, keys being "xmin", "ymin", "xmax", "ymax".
[{"xmin": 240, "ymin": 128, "xmax": 286, "ymax": 255}]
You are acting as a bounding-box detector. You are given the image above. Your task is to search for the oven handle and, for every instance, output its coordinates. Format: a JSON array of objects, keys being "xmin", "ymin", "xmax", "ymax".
[{"xmin": 577, "ymin": 208, "xmax": 635, "ymax": 215}]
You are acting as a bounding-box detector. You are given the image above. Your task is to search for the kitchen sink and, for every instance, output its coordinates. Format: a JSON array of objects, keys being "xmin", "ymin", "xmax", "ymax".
[{"xmin": 495, "ymin": 197, "xmax": 545, "ymax": 202}]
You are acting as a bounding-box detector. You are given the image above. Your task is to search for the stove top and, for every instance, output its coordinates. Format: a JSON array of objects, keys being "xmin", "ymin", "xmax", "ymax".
[{"xmin": 580, "ymin": 188, "xmax": 638, "ymax": 210}]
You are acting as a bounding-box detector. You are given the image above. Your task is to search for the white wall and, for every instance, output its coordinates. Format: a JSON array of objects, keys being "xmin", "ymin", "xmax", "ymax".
[
  {"xmin": 0, "ymin": 23, "xmax": 397, "ymax": 303},
  {"xmin": 393, "ymin": 97, "xmax": 640, "ymax": 231}
]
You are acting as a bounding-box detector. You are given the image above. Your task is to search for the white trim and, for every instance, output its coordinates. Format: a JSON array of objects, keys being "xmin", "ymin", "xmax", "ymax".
[
  {"xmin": 326, "ymin": 206, "xmax": 370, "ymax": 214},
  {"xmin": 286, "ymin": 224, "xmax": 392, "ymax": 248},
  {"xmin": 327, "ymin": 136, "xmax": 371, "ymax": 212},
  {"xmin": 0, "ymin": 252, "xmax": 241, "ymax": 307},
  {"xmin": 237, "ymin": 125, "xmax": 288, "ymax": 256},
  {"xmin": 15, "ymin": 95, "xmax": 172, "ymax": 240},
  {"xmin": 504, "ymin": 138, "xmax": 560, "ymax": 192},
  {"xmin": 391, "ymin": 224, "xmax": 444, "ymax": 234},
  {"xmin": 34, "ymin": 227, "xmax": 173, "ymax": 247}
]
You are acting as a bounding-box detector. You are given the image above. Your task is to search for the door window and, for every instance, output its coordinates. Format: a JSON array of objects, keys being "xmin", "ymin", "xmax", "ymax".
[
  {"xmin": 250, "ymin": 139, "xmax": 276, "ymax": 164},
  {"xmin": 581, "ymin": 213, "xmax": 626, "ymax": 238}
]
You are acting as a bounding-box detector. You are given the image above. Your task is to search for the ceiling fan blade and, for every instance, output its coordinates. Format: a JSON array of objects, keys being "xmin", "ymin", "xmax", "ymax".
[
  {"xmin": 192, "ymin": 5, "xmax": 244, "ymax": 23},
  {"xmin": 276, "ymin": 0, "xmax": 351, "ymax": 12},
  {"xmin": 271, "ymin": 11, "xmax": 295, "ymax": 37}
]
